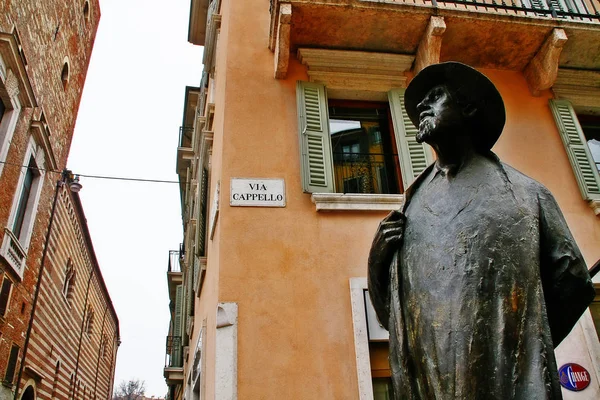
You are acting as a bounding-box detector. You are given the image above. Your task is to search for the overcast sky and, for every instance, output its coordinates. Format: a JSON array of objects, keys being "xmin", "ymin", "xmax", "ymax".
[{"xmin": 68, "ymin": 0, "xmax": 202, "ymax": 396}]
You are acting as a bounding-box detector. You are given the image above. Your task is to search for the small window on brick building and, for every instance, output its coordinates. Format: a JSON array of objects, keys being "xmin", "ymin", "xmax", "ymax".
[
  {"xmin": 100, "ymin": 334, "xmax": 107, "ymax": 358},
  {"xmin": 61, "ymin": 60, "xmax": 69, "ymax": 90},
  {"xmin": 84, "ymin": 306, "xmax": 94, "ymax": 336},
  {"xmin": 62, "ymin": 260, "xmax": 76, "ymax": 303},
  {"xmin": 3, "ymin": 343, "xmax": 20, "ymax": 384},
  {"xmin": 0, "ymin": 276, "xmax": 13, "ymax": 317},
  {"xmin": 83, "ymin": 1, "xmax": 91, "ymax": 24},
  {"xmin": 52, "ymin": 361, "xmax": 60, "ymax": 396},
  {"xmin": 83, "ymin": 2, "xmax": 90, "ymax": 18},
  {"xmin": 69, "ymin": 373, "xmax": 74, "ymax": 396}
]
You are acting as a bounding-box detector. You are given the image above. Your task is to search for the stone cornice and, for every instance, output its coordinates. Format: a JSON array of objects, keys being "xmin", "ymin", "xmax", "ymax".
[{"xmin": 297, "ymin": 48, "xmax": 414, "ymax": 99}]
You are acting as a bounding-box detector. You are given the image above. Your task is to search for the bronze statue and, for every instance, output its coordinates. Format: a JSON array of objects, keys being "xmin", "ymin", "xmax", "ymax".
[{"xmin": 368, "ymin": 62, "xmax": 595, "ymax": 400}]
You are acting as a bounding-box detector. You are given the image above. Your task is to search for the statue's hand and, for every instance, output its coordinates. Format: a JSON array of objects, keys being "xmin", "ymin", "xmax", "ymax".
[
  {"xmin": 368, "ymin": 210, "xmax": 405, "ymax": 328},
  {"xmin": 369, "ymin": 210, "xmax": 405, "ymax": 271}
]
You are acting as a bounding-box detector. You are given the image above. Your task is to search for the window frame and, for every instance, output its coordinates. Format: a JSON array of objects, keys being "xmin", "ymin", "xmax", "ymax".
[
  {"xmin": 3, "ymin": 343, "xmax": 20, "ymax": 385},
  {"xmin": 0, "ymin": 54, "xmax": 23, "ymax": 179},
  {"xmin": 62, "ymin": 261, "xmax": 76, "ymax": 305},
  {"xmin": 328, "ymin": 99, "xmax": 404, "ymax": 195},
  {"xmin": 549, "ymin": 99, "xmax": 600, "ymax": 213},
  {"xmin": 296, "ymin": 82, "xmax": 434, "ymax": 211},
  {"xmin": 0, "ymin": 274, "xmax": 13, "ymax": 318},
  {"xmin": 0, "ymin": 135, "xmax": 46, "ymax": 276}
]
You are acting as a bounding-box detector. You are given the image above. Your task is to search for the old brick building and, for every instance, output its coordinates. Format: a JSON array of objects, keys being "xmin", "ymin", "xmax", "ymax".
[
  {"xmin": 21, "ymin": 184, "xmax": 120, "ymax": 400},
  {"xmin": 0, "ymin": 1, "xmax": 119, "ymax": 400}
]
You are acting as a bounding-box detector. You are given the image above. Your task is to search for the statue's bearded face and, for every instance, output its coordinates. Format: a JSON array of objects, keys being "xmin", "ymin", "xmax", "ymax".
[{"xmin": 415, "ymin": 85, "xmax": 466, "ymax": 144}]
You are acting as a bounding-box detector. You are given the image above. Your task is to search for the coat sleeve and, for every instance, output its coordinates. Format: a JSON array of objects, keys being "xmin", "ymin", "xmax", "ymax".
[
  {"xmin": 367, "ymin": 250, "xmax": 393, "ymax": 330},
  {"xmin": 538, "ymin": 187, "xmax": 596, "ymax": 347}
]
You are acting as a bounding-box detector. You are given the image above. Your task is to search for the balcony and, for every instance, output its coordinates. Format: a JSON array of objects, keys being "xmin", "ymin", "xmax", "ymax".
[
  {"xmin": 167, "ymin": 250, "xmax": 183, "ymax": 302},
  {"xmin": 164, "ymin": 335, "xmax": 184, "ymax": 385},
  {"xmin": 269, "ymin": 0, "xmax": 600, "ymax": 79},
  {"xmin": 0, "ymin": 228, "xmax": 26, "ymax": 278}
]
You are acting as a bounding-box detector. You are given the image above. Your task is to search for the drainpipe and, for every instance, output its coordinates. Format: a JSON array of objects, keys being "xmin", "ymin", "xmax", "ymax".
[{"xmin": 13, "ymin": 171, "xmax": 67, "ymax": 400}]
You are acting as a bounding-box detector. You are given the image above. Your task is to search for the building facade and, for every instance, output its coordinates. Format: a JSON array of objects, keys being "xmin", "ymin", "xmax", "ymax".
[
  {"xmin": 21, "ymin": 183, "xmax": 120, "ymax": 400},
  {"xmin": 166, "ymin": 0, "xmax": 600, "ymax": 399},
  {"xmin": 0, "ymin": 1, "xmax": 120, "ymax": 400}
]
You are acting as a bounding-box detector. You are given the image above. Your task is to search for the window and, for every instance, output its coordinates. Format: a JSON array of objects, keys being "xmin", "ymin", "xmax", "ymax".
[
  {"xmin": 52, "ymin": 361, "xmax": 60, "ymax": 396},
  {"xmin": 591, "ymin": 288, "xmax": 600, "ymax": 340},
  {"xmin": 296, "ymin": 82, "xmax": 433, "ymax": 194},
  {"xmin": 99, "ymin": 334, "xmax": 106, "ymax": 358},
  {"xmin": 373, "ymin": 377, "xmax": 394, "ymax": 400},
  {"xmin": 61, "ymin": 58, "xmax": 69, "ymax": 90},
  {"xmin": 3, "ymin": 343, "xmax": 19, "ymax": 385},
  {"xmin": 0, "ymin": 275, "xmax": 12, "ymax": 317},
  {"xmin": 83, "ymin": 1, "xmax": 91, "ymax": 24},
  {"xmin": 578, "ymin": 114, "xmax": 600, "ymax": 172},
  {"xmin": 350, "ymin": 278, "xmax": 395, "ymax": 400},
  {"xmin": 0, "ymin": 137, "xmax": 46, "ymax": 276},
  {"xmin": 0, "ymin": 61, "xmax": 23, "ymax": 178},
  {"xmin": 84, "ymin": 306, "xmax": 94, "ymax": 336},
  {"xmin": 549, "ymin": 100, "xmax": 600, "ymax": 203},
  {"xmin": 62, "ymin": 260, "xmax": 75, "ymax": 303},
  {"xmin": 12, "ymin": 157, "xmax": 40, "ymax": 239},
  {"xmin": 329, "ymin": 101, "xmax": 401, "ymax": 194}
]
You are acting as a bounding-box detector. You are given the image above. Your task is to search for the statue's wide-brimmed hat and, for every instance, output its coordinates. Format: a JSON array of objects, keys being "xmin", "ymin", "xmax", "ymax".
[{"xmin": 404, "ymin": 62, "xmax": 506, "ymax": 151}]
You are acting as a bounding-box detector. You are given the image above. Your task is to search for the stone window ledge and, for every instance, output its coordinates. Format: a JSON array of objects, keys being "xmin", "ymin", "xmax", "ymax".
[{"xmin": 311, "ymin": 193, "xmax": 404, "ymax": 211}]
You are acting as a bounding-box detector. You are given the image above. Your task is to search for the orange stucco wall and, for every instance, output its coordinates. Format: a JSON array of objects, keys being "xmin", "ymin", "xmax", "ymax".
[{"xmin": 191, "ymin": 1, "xmax": 600, "ymax": 399}]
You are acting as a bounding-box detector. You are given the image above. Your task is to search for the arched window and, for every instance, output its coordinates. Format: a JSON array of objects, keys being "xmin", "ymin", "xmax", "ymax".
[
  {"xmin": 61, "ymin": 59, "xmax": 69, "ymax": 90},
  {"xmin": 69, "ymin": 373, "xmax": 74, "ymax": 398},
  {"xmin": 62, "ymin": 260, "xmax": 75, "ymax": 304},
  {"xmin": 99, "ymin": 334, "xmax": 106, "ymax": 358},
  {"xmin": 21, "ymin": 385, "xmax": 35, "ymax": 400},
  {"xmin": 83, "ymin": 1, "xmax": 91, "ymax": 24},
  {"xmin": 84, "ymin": 306, "xmax": 94, "ymax": 336},
  {"xmin": 52, "ymin": 361, "xmax": 60, "ymax": 396}
]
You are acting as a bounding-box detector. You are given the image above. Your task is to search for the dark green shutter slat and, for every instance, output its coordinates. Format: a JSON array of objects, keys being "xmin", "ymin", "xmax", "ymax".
[
  {"xmin": 296, "ymin": 81, "xmax": 334, "ymax": 193},
  {"xmin": 388, "ymin": 89, "xmax": 434, "ymax": 189},
  {"xmin": 549, "ymin": 100, "xmax": 600, "ymax": 201}
]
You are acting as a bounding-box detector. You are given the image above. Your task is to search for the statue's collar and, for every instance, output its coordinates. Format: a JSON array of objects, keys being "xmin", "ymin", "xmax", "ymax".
[{"xmin": 402, "ymin": 150, "xmax": 501, "ymax": 213}]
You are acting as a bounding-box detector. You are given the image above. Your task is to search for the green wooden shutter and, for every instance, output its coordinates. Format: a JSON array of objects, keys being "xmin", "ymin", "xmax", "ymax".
[
  {"xmin": 173, "ymin": 285, "xmax": 183, "ymax": 366},
  {"xmin": 296, "ymin": 81, "xmax": 335, "ymax": 193},
  {"xmin": 549, "ymin": 100, "xmax": 600, "ymax": 201},
  {"xmin": 388, "ymin": 89, "xmax": 434, "ymax": 189},
  {"xmin": 196, "ymin": 168, "xmax": 208, "ymax": 257}
]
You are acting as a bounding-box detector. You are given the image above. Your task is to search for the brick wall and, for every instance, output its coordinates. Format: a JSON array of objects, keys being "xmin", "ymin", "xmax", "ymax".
[{"xmin": 0, "ymin": 1, "xmax": 102, "ymax": 399}]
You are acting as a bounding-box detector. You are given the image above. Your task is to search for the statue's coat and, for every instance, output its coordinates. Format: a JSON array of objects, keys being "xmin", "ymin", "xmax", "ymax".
[{"xmin": 368, "ymin": 152, "xmax": 595, "ymax": 400}]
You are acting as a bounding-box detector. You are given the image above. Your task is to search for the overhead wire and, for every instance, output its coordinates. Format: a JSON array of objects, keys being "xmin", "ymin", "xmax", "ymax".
[{"xmin": 0, "ymin": 159, "xmax": 182, "ymax": 184}]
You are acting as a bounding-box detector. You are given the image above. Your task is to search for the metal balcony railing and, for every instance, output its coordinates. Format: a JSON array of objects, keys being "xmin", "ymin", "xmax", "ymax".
[
  {"xmin": 333, "ymin": 152, "xmax": 401, "ymax": 194},
  {"xmin": 179, "ymin": 126, "xmax": 194, "ymax": 148},
  {"xmin": 165, "ymin": 336, "xmax": 183, "ymax": 368},
  {"xmin": 168, "ymin": 250, "xmax": 182, "ymax": 273},
  {"xmin": 360, "ymin": 0, "xmax": 600, "ymax": 22}
]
